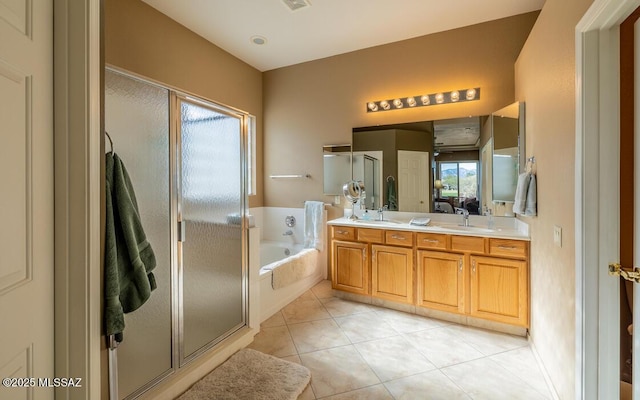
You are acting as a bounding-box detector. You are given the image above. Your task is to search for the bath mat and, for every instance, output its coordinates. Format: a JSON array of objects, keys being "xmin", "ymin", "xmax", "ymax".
[{"xmin": 177, "ymin": 348, "xmax": 311, "ymax": 400}]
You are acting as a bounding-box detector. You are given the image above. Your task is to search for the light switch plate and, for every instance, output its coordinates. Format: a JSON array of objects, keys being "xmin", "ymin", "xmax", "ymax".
[
  {"xmin": 334, "ymin": 195, "xmax": 341, "ymax": 205},
  {"xmin": 554, "ymin": 225, "xmax": 562, "ymax": 247}
]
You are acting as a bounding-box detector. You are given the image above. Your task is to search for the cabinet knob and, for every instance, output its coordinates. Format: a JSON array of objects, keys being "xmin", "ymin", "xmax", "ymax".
[
  {"xmin": 391, "ymin": 235, "xmax": 406, "ymax": 240},
  {"xmin": 459, "ymin": 259, "xmax": 463, "ymax": 272},
  {"xmin": 472, "ymin": 260, "xmax": 476, "ymax": 273},
  {"xmin": 423, "ymin": 239, "xmax": 438, "ymax": 243}
]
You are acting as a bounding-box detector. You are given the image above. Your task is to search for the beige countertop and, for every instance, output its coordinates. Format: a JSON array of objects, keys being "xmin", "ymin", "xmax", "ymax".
[{"xmin": 328, "ymin": 212, "xmax": 530, "ymax": 241}]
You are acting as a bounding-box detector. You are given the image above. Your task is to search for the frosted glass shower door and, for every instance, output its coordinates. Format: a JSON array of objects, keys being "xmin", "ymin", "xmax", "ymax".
[
  {"xmin": 105, "ymin": 70, "xmax": 172, "ymax": 398},
  {"xmin": 178, "ymin": 98, "xmax": 247, "ymax": 362}
]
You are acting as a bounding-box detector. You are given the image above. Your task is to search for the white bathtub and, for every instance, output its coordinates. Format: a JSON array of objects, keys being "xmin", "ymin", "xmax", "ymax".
[
  {"xmin": 260, "ymin": 241, "xmax": 304, "ymax": 272},
  {"xmin": 252, "ymin": 207, "xmax": 327, "ymax": 323}
]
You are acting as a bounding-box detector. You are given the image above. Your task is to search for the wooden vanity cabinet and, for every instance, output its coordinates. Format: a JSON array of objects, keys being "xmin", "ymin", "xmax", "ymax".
[
  {"xmin": 416, "ymin": 251, "xmax": 465, "ymax": 314},
  {"xmin": 331, "ymin": 226, "xmax": 414, "ymax": 302},
  {"xmin": 470, "ymin": 240, "xmax": 529, "ymax": 327},
  {"xmin": 331, "ymin": 240, "xmax": 368, "ymax": 295},
  {"xmin": 372, "ymin": 244, "xmax": 414, "ymax": 304},
  {"xmin": 330, "ymin": 224, "xmax": 530, "ymax": 328},
  {"xmin": 470, "ymin": 256, "xmax": 528, "ymax": 326}
]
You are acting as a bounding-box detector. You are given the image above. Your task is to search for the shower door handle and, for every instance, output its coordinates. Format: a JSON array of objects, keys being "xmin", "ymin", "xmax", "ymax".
[{"xmin": 178, "ymin": 220, "xmax": 186, "ymax": 242}]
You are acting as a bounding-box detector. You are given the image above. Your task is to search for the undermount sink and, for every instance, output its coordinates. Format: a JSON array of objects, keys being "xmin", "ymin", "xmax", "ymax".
[
  {"xmin": 354, "ymin": 219, "xmax": 403, "ymax": 224},
  {"xmin": 430, "ymin": 225, "xmax": 495, "ymax": 233}
]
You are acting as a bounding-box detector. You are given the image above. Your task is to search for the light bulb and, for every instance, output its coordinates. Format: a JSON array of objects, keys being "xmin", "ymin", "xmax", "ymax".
[
  {"xmin": 450, "ymin": 90, "xmax": 460, "ymax": 102},
  {"xmin": 421, "ymin": 95, "xmax": 430, "ymax": 105},
  {"xmin": 435, "ymin": 93, "xmax": 444, "ymax": 104},
  {"xmin": 407, "ymin": 97, "xmax": 417, "ymax": 107},
  {"xmin": 393, "ymin": 99, "xmax": 403, "ymax": 108},
  {"xmin": 466, "ymin": 88, "xmax": 477, "ymax": 100},
  {"xmin": 380, "ymin": 100, "xmax": 390, "ymax": 110},
  {"xmin": 367, "ymin": 102, "xmax": 378, "ymax": 112}
]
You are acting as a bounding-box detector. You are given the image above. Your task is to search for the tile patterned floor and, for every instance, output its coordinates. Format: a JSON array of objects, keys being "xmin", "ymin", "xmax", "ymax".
[{"xmin": 248, "ymin": 280, "xmax": 552, "ymax": 400}]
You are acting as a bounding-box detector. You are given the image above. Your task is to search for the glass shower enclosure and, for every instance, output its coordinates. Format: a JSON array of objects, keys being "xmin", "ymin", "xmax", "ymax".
[{"xmin": 105, "ymin": 69, "xmax": 249, "ymax": 399}]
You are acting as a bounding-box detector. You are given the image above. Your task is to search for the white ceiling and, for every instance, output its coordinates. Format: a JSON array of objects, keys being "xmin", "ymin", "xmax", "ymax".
[{"xmin": 141, "ymin": 0, "xmax": 545, "ymax": 72}]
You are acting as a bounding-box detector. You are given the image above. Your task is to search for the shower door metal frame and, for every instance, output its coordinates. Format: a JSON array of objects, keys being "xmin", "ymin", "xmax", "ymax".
[
  {"xmin": 105, "ymin": 66, "xmax": 251, "ymax": 397},
  {"xmin": 172, "ymin": 92, "xmax": 250, "ymax": 367}
]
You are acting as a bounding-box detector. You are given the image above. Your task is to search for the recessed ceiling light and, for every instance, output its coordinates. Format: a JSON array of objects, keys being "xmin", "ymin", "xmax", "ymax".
[{"xmin": 251, "ymin": 35, "xmax": 267, "ymax": 45}]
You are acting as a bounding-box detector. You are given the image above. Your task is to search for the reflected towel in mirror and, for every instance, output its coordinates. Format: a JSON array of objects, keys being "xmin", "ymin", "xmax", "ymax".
[{"xmin": 386, "ymin": 178, "xmax": 398, "ymax": 210}]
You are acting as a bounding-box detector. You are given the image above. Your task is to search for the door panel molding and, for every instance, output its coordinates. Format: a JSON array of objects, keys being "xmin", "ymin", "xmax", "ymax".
[
  {"xmin": 0, "ymin": 0, "xmax": 32, "ymax": 37},
  {"xmin": 0, "ymin": 63, "xmax": 32, "ymax": 295},
  {"xmin": 0, "ymin": 345, "xmax": 33, "ymax": 399}
]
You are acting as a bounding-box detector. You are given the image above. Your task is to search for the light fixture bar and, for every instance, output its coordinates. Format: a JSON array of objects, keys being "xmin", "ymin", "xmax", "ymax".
[{"xmin": 366, "ymin": 87, "xmax": 480, "ymax": 113}]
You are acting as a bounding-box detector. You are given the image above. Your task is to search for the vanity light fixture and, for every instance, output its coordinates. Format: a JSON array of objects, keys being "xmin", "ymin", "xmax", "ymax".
[
  {"xmin": 366, "ymin": 88, "xmax": 480, "ymax": 113},
  {"xmin": 466, "ymin": 88, "xmax": 477, "ymax": 100}
]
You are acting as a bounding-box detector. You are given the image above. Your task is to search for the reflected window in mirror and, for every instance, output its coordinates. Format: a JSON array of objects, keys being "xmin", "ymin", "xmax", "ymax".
[
  {"xmin": 436, "ymin": 161, "xmax": 479, "ymax": 214},
  {"xmin": 323, "ymin": 144, "xmax": 352, "ymax": 195}
]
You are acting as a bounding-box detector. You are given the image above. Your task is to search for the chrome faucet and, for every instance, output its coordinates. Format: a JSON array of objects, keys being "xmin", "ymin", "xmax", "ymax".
[
  {"xmin": 283, "ymin": 230, "xmax": 293, "ymax": 236},
  {"xmin": 460, "ymin": 209, "xmax": 470, "ymax": 227},
  {"xmin": 377, "ymin": 205, "xmax": 389, "ymax": 221}
]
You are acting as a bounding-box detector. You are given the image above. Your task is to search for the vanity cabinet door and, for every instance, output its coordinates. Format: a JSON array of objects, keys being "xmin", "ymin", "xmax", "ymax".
[
  {"xmin": 469, "ymin": 255, "xmax": 528, "ymax": 327},
  {"xmin": 332, "ymin": 240, "xmax": 369, "ymax": 295},
  {"xmin": 416, "ymin": 251, "xmax": 465, "ymax": 314},
  {"xmin": 371, "ymin": 245, "xmax": 414, "ymax": 304}
]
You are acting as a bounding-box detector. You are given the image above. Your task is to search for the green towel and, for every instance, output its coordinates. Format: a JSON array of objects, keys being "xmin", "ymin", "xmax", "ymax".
[
  {"xmin": 387, "ymin": 178, "xmax": 398, "ymax": 211},
  {"xmin": 105, "ymin": 152, "xmax": 157, "ymax": 342}
]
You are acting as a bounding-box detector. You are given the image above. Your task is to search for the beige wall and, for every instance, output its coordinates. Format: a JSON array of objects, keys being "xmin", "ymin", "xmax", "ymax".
[
  {"xmin": 514, "ymin": 0, "xmax": 593, "ymax": 398},
  {"xmin": 263, "ymin": 12, "xmax": 539, "ymax": 208},
  {"xmin": 105, "ymin": 0, "xmax": 264, "ymax": 207}
]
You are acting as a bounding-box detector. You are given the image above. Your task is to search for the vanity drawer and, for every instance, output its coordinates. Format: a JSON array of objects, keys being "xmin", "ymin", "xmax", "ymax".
[
  {"xmin": 357, "ymin": 228, "xmax": 385, "ymax": 243},
  {"xmin": 416, "ymin": 233, "xmax": 448, "ymax": 250},
  {"xmin": 385, "ymin": 230, "xmax": 414, "ymax": 247},
  {"xmin": 451, "ymin": 235, "xmax": 486, "ymax": 254},
  {"xmin": 489, "ymin": 239, "xmax": 528, "ymax": 259},
  {"xmin": 332, "ymin": 226, "xmax": 355, "ymax": 241}
]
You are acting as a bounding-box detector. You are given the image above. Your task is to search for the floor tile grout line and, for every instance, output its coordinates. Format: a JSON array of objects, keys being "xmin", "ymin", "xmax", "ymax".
[
  {"xmin": 273, "ymin": 283, "xmax": 546, "ymax": 400},
  {"xmin": 479, "ymin": 353, "xmax": 553, "ymax": 399}
]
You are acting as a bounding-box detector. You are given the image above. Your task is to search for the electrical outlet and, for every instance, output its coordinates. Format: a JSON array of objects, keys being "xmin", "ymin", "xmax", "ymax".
[
  {"xmin": 334, "ymin": 195, "xmax": 341, "ymax": 205},
  {"xmin": 554, "ymin": 225, "xmax": 562, "ymax": 247}
]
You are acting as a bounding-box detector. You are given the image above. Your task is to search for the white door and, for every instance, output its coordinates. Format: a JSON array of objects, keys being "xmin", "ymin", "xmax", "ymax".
[
  {"xmin": 0, "ymin": 1, "xmax": 54, "ymax": 399},
  {"xmin": 397, "ymin": 150, "xmax": 429, "ymax": 212}
]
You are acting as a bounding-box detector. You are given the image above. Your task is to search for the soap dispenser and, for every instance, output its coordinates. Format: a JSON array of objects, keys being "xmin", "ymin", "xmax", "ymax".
[{"xmin": 485, "ymin": 208, "xmax": 494, "ymax": 229}]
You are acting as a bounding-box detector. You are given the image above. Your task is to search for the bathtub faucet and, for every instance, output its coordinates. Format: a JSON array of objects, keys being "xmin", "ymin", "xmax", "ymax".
[{"xmin": 283, "ymin": 230, "xmax": 294, "ymax": 236}]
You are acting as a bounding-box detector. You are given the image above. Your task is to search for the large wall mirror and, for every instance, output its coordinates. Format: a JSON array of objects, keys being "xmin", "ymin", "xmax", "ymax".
[
  {"xmin": 492, "ymin": 102, "xmax": 525, "ymax": 203},
  {"xmin": 323, "ymin": 144, "xmax": 352, "ymax": 195},
  {"xmin": 322, "ymin": 102, "xmax": 524, "ymax": 217}
]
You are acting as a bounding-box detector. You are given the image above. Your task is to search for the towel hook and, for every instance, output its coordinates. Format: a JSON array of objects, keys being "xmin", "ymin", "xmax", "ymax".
[
  {"xmin": 105, "ymin": 131, "xmax": 114, "ymax": 153},
  {"xmin": 526, "ymin": 156, "xmax": 535, "ymax": 173}
]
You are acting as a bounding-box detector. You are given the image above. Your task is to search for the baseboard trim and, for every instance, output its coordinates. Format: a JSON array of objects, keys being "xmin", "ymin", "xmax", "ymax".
[{"xmin": 528, "ymin": 333, "xmax": 561, "ymax": 400}]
